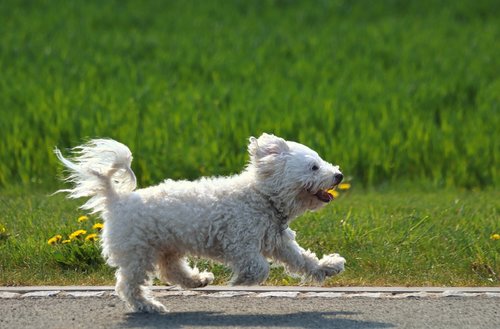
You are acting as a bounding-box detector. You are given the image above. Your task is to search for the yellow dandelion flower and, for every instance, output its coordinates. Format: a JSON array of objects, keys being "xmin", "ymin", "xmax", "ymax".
[
  {"xmin": 47, "ymin": 237, "xmax": 58, "ymax": 245},
  {"xmin": 92, "ymin": 223, "xmax": 104, "ymax": 231},
  {"xmin": 491, "ymin": 234, "xmax": 500, "ymax": 241},
  {"xmin": 78, "ymin": 215, "xmax": 89, "ymax": 223},
  {"xmin": 85, "ymin": 233, "xmax": 98, "ymax": 242},
  {"xmin": 338, "ymin": 183, "xmax": 351, "ymax": 190},
  {"xmin": 62, "ymin": 239, "xmax": 71, "ymax": 244},
  {"xmin": 0, "ymin": 225, "xmax": 6, "ymax": 233},
  {"xmin": 47, "ymin": 234, "xmax": 63, "ymax": 245},
  {"xmin": 69, "ymin": 229, "xmax": 87, "ymax": 240}
]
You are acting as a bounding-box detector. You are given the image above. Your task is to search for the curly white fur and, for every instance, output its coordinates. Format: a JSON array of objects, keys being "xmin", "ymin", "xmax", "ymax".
[{"xmin": 55, "ymin": 133, "xmax": 345, "ymax": 313}]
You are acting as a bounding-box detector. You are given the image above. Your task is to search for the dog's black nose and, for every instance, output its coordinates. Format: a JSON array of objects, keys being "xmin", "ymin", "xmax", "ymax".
[{"xmin": 334, "ymin": 173, "xmax": 343, "ymax": 185}]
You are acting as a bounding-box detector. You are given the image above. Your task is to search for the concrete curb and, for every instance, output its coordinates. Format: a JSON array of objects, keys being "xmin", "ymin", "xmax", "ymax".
[
  {"xmin": 1, "ymin": 285, "xmax": 500, "ymax": 293},
  {"xmin": 1, "ymin": 286, "xmax": 500, "ymax": 299}
]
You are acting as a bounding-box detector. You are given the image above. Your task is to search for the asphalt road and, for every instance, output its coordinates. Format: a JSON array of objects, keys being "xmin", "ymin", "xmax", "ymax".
[{"xmin": 1, "ymin": 293, "xmax": 499, "ymax": 329}]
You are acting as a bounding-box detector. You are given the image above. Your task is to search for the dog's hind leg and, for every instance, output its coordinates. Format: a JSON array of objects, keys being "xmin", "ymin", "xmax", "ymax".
[
  {"xmin": 115, "ymin": 263, "xmax": 167, "ymax": 313},
  {"xmin": 157, "ymin": 254, "xmax": 214, "ymax": 288}
]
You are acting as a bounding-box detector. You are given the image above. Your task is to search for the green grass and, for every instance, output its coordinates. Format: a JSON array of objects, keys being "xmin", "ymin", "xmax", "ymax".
[
  {"xmin": 1, "ymin": 187, "xmax": 498, "ymax": 286},
  {"xmin": 0, "ymin": 0, "xmax": 499, "ymax": 189},
  {"xmin": 0, "ymin": 0, "xmax": 498, "ymax": 286}
]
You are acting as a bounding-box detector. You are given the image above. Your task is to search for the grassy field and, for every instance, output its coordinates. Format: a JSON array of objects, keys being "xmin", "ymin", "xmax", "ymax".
[
  {"xmin": 0, "ymin": 0, "xmax": 498, "ymax": 188},
  {"xmin": 0, "ymin": 0, "xmax": 499, "ymax": 286},
  {"xmin": 1, "ymin": 188, "xmax": 498, "ymax": 286}
]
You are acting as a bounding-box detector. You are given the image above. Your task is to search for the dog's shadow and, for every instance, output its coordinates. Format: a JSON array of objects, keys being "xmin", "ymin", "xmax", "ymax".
[{"xmin": 123, "ymin": 311, "xmax": 394, "ymax": 329}]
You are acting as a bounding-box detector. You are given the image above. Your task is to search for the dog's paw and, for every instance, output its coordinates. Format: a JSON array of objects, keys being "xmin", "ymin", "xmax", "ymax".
[
  {"xmin": 319, "ymin": 253, "xmax": 346, "ymax": 272},
  {"xmin": 313, "ymin": 253, "xmax": 346, "ymax": 281},
  {"xmin": 132, "ymin": 300, "xmax": 169, "ymax": 314},
  {"xmin": 197, "ymin": 271, "xmax": 215, "ymax": 287}
]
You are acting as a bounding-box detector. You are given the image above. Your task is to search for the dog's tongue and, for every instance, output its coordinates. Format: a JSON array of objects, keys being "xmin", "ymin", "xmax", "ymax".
[{"xmin": 315, "ymin": 189, "xmax": 334, "ymax": 203}]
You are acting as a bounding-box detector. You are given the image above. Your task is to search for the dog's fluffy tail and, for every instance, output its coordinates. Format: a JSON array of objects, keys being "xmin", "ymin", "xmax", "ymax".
[{"xmin": 54, "ymin": 139, "xmax": 137, "ymax": 214}]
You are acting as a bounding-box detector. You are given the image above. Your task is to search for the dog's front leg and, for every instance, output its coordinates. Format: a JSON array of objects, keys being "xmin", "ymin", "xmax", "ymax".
[
  {"xmin": 230, "ymin": 254, "xmax": 270, "ymax": 286},
  {"xmin": 271, "ymin": 229, "xmax": 345, "ymax": 282}
]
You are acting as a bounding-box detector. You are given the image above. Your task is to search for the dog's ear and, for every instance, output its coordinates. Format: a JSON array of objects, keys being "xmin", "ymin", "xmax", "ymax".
[{"xmin": 248, "ymin": 133, "xmax": 289, "ymax": 159}]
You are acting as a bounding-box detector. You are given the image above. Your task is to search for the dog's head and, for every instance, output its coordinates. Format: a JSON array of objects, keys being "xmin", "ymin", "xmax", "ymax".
[{"xmin": 248, "ymin": 133, "xmax": 343, "ymax": 216}]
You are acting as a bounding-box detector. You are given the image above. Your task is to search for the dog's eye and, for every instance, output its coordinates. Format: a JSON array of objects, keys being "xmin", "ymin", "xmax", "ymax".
[{"xmin": 311, "ymin": 164, "xmax": 319, "ymax": 171}]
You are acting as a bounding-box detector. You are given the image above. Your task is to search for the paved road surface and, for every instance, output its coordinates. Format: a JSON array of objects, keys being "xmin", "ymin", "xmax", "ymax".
[{"xmin": 1, "ymin": 287, "xmax": 499, "ymax": 329}]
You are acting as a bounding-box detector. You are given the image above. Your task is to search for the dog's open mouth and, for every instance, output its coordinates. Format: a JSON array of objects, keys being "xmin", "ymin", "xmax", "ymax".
[{"xmin": 314, "ymin": 188, "xmax": 336, "ymax": 203}]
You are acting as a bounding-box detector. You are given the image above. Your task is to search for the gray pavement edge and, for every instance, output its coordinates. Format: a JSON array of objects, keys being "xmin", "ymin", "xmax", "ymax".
[{"xmin": 2, "ymin": 285, "xmax": 500, "ymax": 294}]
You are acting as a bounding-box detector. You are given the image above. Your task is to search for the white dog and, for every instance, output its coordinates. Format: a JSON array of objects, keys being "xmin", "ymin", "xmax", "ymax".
[{"xmin": 55, "ymin": 133, "xmax": 345, "ymax": 313}]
